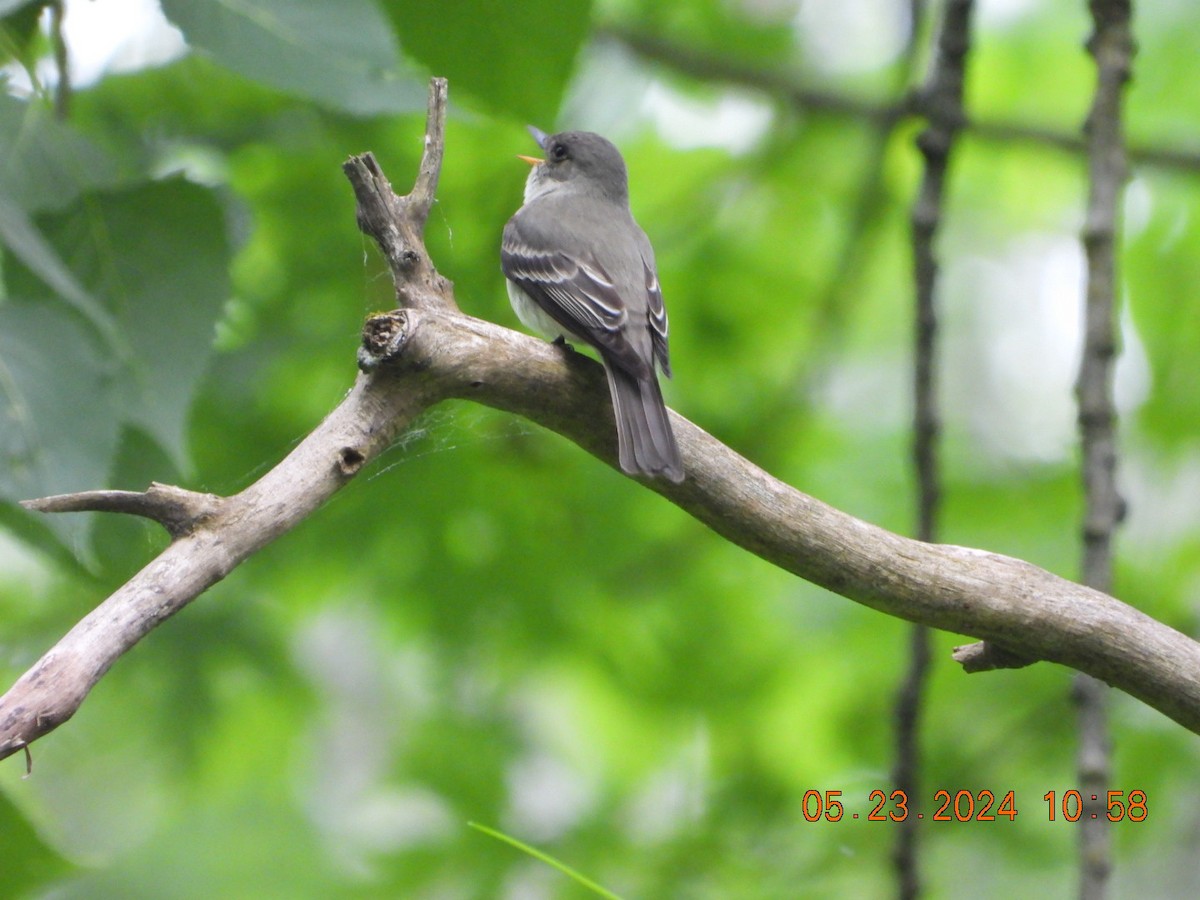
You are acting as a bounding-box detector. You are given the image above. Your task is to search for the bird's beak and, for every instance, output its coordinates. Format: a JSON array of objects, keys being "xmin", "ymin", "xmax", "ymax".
[
  {"xmin": 527, "ymin": 125, "xmax": 549, "ymax": 149},
  {"xmin": 517, "ymin": 154, "xmax": 542, "ymax": 166}
]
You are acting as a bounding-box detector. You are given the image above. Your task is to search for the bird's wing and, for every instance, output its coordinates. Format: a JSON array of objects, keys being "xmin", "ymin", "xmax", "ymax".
[
  {"xmin": 502, "ymin": 216, "xmax": 651, "ymax": 379},
  {"xmin": 643, "ymin": 256, "xmax": 671, "ymax": 379}
]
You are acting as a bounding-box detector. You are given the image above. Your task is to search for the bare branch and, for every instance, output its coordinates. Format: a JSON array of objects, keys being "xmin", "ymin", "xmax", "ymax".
[
  {"xmin": 1078, "ymin": 2, "xmax": 1133, "ymax": 587},
  {"xmin": 345, "ymin": 307, "xmax": 1200, "ymax": 739},
  {"xmin": 1074, "ymin": 2, "xmax": 1135, "ymax": 894},
  {"xmin": 409, "ymin": 76, "xmax": 448, "ymax": 224},
  {"xmin": 6, "ymin": 76, "xmax": 1200, "ymax": 770},
  {"xmin": 0, "ymin": 362, "xmax": 437, "ymax": 760},
  {"xmin": 20, "ymin": 483, "xmax": 220, "ymax": 538},
  {"xmin": 896, "ymin": 2, "xmax": 974, "ymax": 894},
  {"xmin": 49, "ymin": 0, "xmax": 71, "ymax": 119},
  {"xmin": 342, "ymin": 77, "xmax": 454, "ymax": 313},
  {"xmin": 0, "ymin": 77, "xmax": 456, "ymax": 760},
  {"xmin": 604, "ymin": 26, "xmax": 1200, "ymax": 174},
  {"xmin": 8, "ymin": 295, "xmax": 1200, "ymax": 758}
]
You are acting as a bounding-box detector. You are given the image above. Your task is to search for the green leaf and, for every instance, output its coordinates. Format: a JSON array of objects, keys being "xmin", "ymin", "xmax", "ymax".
[
  {"xmin": 0, "ymin": 0, "xmax": 42, "ymax": 18},
  {"xmin": 382, "ymin": 0, "xmax": 593, "ymax": 122},
  {"xmin": 159, "ymin": 0, "xmax": 426, "ymax": 116},
  {"xmin": 0, "ymin": 192, "xmax": 123, "ymax": 356},
  {"xmin": 0, "ymin": 788, "xmax": 71, "ymax": 896},
  {"xmin": 31, "ymin": 179, "xmax": 230, "ymax": 470},
  {"xmin": 0, "ymin": 1, "xmax": 51, "ymax": 70},
  {"xmin": 469, "ymin": 821, "xmax": 625, "ymax": 899},
  {"xmin": 2, "ymin": 178, "xmax": 230, "ymax": 548},
  {"xmin": 0, "ymin": 94, "xmax": 126, "ymax": 213},
  {"xmin": 0, "ymin": 300, "xmax": 122, "ymax": 550},
  {"xmin": 97, "ymin": 180, "xmax": 230, "ymax": 468}
]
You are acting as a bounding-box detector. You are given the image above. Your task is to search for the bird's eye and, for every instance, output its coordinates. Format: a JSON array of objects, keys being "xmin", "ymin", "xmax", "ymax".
[{"xmin": 550, "ymin": 142, "xmax": 569, "ymax": 161}]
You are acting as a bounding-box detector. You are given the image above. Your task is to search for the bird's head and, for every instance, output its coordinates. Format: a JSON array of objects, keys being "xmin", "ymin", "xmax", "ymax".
[{"xmin": 519, "ymin": 127, "xmax": 630, "ymax": 205}]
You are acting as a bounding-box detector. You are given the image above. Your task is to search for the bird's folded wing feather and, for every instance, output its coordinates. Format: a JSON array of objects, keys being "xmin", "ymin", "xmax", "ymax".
[
  {"xmin": 502, "ymin": 220, "xmax": 651, "ymax": 378},
  {"xmin": 643, "ymin": 258, "xmax": 671, "ymax": 378}
]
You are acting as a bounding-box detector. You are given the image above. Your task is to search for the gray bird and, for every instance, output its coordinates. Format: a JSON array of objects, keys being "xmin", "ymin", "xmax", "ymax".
[{"xmin": 501, "ymin": 128, "xmax": 683, "ymax": 482}]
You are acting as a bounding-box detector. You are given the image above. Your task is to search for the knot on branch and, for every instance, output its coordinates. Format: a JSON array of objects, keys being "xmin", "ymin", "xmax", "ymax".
[
  {"xmin": 952, "ymin": 641, "xmax": 1036, "ymax": 673},
  {"xmin": 358, "ymin": 311, "xmax": 411, "ymax": 372},
  {"xmin": 337, "ymin": 446, "xmax": 367, "ymax": 477}
]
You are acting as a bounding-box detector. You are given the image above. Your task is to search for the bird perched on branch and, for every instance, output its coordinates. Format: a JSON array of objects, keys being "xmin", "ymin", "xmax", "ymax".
[{"xmin": 501, "ymin": 127, "xmax": 683, "ymax": 482}]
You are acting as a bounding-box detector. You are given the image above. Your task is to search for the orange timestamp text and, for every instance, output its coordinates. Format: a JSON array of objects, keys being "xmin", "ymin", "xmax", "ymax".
[{"xmin": 798, "ymin": 789, "xmax": 1148, "ymax": 822}]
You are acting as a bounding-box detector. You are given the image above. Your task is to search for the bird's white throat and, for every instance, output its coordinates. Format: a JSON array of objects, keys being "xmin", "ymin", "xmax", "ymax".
[{"xmin": 523, "ymin": 165, "xmax": 557, "ymax": 204}]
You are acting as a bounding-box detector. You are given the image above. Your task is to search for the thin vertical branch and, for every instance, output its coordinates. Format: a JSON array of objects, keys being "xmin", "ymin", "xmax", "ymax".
[
  {"xmin": 1074, "ymin": 2, "xmax": 1133, "ymax": 898},
  {"xmin": 1079, "ymin": 5, "xmax": 1132, "ymax": 591},
  {"xmin": 891, "ymin": 622, "xmax": 931, "ymax": 900},
  {"xmin": 49, "ymin": 0, "xmax": 71, "ymax": 119},
  {"xmin": 895, "ymin": 2, "xmax": 975, "ymax": 898}
]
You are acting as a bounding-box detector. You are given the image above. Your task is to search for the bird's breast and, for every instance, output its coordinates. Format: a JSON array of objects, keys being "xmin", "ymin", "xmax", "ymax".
[{"xmin": 506, "ymin": 280, "xmax": 577, "ymax": 342}]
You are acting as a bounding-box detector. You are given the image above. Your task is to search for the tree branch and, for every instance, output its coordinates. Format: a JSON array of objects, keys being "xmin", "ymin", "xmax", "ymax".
[
  {"xmin": 0, "ymin": 77, "xmax": 459, "ymax": 762},
  {"xmin": 6, "ymin": 77, "xmax": 1200, "ymax": 767},
  {"xmin": 1074, "ymin": 2, "xmax": 1135, "ymax": 894},
  {"xmin": 603, "ymin": 26, "xmax": 1200, "ymax": 174},
  {"xmin": 20, "ymin": 483, "xmax": 220, "ymax": 538},
  {"xmin": 895, "ymin": 2, "xmax": 974, "ymax": 894},
  {"xmin": 341, "ymin": 76, "xmax": 453, "ymax": 313}
]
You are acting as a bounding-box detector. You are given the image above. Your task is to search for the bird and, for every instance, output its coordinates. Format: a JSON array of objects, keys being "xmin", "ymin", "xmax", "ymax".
[{"xmin": 501, "ymin": 127, "xmax": 684, "ymax": 482}]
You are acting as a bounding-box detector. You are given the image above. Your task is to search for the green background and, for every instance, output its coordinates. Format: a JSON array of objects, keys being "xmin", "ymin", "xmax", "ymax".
[{"xmin": 1, "ymin": 1, "xmax": 1198, "ymax": 897}]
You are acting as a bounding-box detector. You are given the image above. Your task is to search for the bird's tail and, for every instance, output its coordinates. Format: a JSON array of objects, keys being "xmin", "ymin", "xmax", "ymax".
[{"xmin": 604, "ymin": 362, "xmax": 684, "ymax": 482}]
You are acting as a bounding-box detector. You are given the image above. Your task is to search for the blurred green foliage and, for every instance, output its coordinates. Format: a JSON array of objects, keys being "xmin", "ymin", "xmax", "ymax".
[{"xmin": 2, "ymin": 1, "xmax": 1199, "ymax": 897}]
